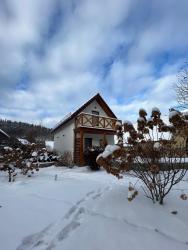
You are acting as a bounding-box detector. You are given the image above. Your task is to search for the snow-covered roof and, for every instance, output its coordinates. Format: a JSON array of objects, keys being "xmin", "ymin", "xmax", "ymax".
[
  {"xmin": 52, "ymin": 112, "xmax": 72, "ymax": 131},
  {"xmin": 0, "ymin": 129, "xmax": 10, "ymax": 138}
]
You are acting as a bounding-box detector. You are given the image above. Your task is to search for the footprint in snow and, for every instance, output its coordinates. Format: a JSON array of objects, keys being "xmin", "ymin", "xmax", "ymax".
[
  {"xmin": 86, "ymin": 190, "xmax": 95, "ymax": 197},
  {"xmin": 58, "ymin": 207, "xmax": 85, "ymax": 241},
  {"xmin": 65, "ymin": 205, "xmax": 78, "ymax": 219},
  {"xmin": 92, "ymin": 193, "xmax": 102, "ymax": 199}
]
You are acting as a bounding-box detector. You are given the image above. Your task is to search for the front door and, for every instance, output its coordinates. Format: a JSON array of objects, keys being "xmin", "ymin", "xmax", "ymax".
[{"xmin": 84, "ymin": 138, "xmax": 92, "ymax": 150}]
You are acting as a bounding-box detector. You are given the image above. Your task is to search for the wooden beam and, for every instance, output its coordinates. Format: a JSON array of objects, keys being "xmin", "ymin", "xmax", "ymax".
[
  {"xmin": 80, "ymin": 129, "xmax": 84, "ymax": 166},
  {"xmin": 73, "ymin": 131, "xmax": 76, "ymax": 164},
  {"xmin": 74, "ymin": 127, "xmax": 116, "ymax": 135},
  {"xmin": 82, "ymin": 128, "xmax": 113, "ymax": 134}
]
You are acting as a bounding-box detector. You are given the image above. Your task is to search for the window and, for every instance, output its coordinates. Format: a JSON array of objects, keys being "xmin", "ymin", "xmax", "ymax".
[
  {"xmin": 92, "ymin": 110, "xmax": 99, "ymax": 126},
  {"xmin": 92, "ymin": 110, "xmax": 99, "ymax": 115}
]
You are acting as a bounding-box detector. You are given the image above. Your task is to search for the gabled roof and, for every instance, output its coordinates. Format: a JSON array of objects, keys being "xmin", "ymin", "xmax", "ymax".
[
  {"xmin": 0, "ymin": 128, "xmax": 10, "ymax": 139},
  {"xmin": 52, "ymin": 93, "xmax": 117, "ymax": 132}
]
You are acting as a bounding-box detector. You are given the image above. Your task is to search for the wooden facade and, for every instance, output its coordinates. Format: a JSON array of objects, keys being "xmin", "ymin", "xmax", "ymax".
[{"xmin": 75, "ymin": 112, "xmax": 117, "ymax": 130}]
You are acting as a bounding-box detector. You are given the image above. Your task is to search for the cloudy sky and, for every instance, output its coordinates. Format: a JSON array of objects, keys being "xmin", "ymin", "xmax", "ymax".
[{"xmin": 0, "ymin": 0, "xmax": 188, "ymax": 128}]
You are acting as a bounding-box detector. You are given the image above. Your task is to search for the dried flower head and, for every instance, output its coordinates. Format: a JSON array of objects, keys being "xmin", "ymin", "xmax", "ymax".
[
  {"xmin": 151, "ymin": 107, "xmax": 161, "ymax": 118},
  {"xmin": 150, "ymin": 164, "xmax": 159, "ymax": 173},
  {"xmin": 143, "ymin": 128, "xmax": 149, "ymax": 134},
  {"xmin": 124, "ymin": 120, "xmax": 134, "ymax": 132},
  {"xmin": 115, "ymin": 121, "xmax": 122, "ymax": 130},
  {"xmin": 180, "ymin": 193, "xmax": 187, "ymax": 200},
  {"xmin": 147, "ymin": 117, "xmax": 154, "ymax": 129},
  {"xmin": 139, "ymin": 108, "xmax": 147, "ymax": 117},
  {"xmin": 169, "ymin": 110, "xmax": 182, "ymax": 126}
]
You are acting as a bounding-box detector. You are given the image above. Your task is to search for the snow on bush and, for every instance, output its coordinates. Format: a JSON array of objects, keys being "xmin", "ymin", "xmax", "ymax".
[
  {"xmin": 31, "ymin": 151, "xmax": 38, "ymax": 157},
  {"xmin": 97, "ymin": 145, "xmax": 121, "ymax": 160},
  {"xmin": 4, "ymin": 146, "xmax": 13, "ymax": 152},
  {"xmin": 153, "ymin": 142, "xmax": 161, "ymax": 150}
]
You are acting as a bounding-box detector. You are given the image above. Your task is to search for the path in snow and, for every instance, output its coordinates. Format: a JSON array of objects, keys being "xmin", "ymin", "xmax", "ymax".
[
  {"xmin": 17, "ymin": 183, "xmax": 188, "ymax": 250},
  {"xmin": 17, "ymin": 186, "xmax": 110, "ymax": 250}
]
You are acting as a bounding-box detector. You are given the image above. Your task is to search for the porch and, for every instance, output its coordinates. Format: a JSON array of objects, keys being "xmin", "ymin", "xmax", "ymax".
[{"xmin": 74, "ymin": 127, "xmax": 116, "ymax": 166}]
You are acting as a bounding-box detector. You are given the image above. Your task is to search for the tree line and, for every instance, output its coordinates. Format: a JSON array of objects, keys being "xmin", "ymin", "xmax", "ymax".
[{"xmin": 0, "ymin": 119, "xmax": 53, "ymax": 142}]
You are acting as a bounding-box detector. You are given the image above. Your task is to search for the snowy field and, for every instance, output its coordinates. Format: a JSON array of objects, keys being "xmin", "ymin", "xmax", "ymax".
[{"xmin": 0, "ymin": 166, "xmax": 188, "ymax": 250}]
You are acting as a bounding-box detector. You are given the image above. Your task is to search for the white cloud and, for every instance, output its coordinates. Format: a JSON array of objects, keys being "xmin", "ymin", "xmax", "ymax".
[
  {"xmin": 110, "ymin": 72, "xmax": 177, "ymax": 123},
  {"xmin": 0, "ymin": 0, "xmax": 188, "ymax": 128},
  {"xmin": 105, "ymin": 60, "xmax": 154, "ymax": 97}
]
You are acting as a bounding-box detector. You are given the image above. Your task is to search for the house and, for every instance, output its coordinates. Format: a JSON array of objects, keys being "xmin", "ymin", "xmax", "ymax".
[
  {"xmin": 0, "ymin": 129, "xmax": 25, "ymax": 148},
  {"xmin": 52, "ymin": 93, "xmax": 119, "ymax": 165},
  {"xmin": 0, "ymin": 129, "xmax": 11, "ymax": 150},
  {"xmin": 0, "ymin": 128, "xmax": 10, "ymax": 142}
]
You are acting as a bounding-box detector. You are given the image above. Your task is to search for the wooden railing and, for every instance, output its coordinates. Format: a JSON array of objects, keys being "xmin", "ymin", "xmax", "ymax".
[{"xmin": 75, "ymin": 112, "xmax": 118, "ymax": 130}]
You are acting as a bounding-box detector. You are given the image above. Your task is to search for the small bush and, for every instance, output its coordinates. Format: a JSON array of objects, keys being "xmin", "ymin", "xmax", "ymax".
[{"xmin": 58, "ymin": 151, "xmax": 74, "ymax": 167}]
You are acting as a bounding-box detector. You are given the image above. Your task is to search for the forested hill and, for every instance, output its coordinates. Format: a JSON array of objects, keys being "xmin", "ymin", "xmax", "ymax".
[{"xmin": 0, "ymin": 119, "xmax": 53, "ymax": 142}]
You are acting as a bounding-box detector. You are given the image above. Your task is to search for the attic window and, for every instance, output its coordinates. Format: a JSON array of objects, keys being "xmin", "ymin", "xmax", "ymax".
[{"xmin": 92, "ymin": 110, "xmax": 99, "ymax": 115}]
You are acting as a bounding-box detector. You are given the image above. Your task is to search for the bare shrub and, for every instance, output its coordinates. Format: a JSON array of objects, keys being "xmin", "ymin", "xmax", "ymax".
[
  {"xmin": 97, "ymin": 108, "xmax": 188, "ymax": 204},
  {"xmin": 58, "ymin": 151, "xmax": 74, "ymax": 167},
  {"xmin": 0, "ymin": 145, "xmax": 40, "ymax": 181}
]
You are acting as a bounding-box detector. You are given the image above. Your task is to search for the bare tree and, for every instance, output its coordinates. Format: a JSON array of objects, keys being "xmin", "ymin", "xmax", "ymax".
[
  {"xmin": 97, "ymin": 108, "xmax": 188, "ymax": 205},
  {"xmin": 175, "ymin": 64, "xmax": 188, "ymax": 108}
]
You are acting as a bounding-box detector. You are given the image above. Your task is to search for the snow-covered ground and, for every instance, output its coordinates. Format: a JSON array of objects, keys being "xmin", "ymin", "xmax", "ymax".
[{"xmin": 0, "ymin": 166, "xmax": 188, "ymax": 250}]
